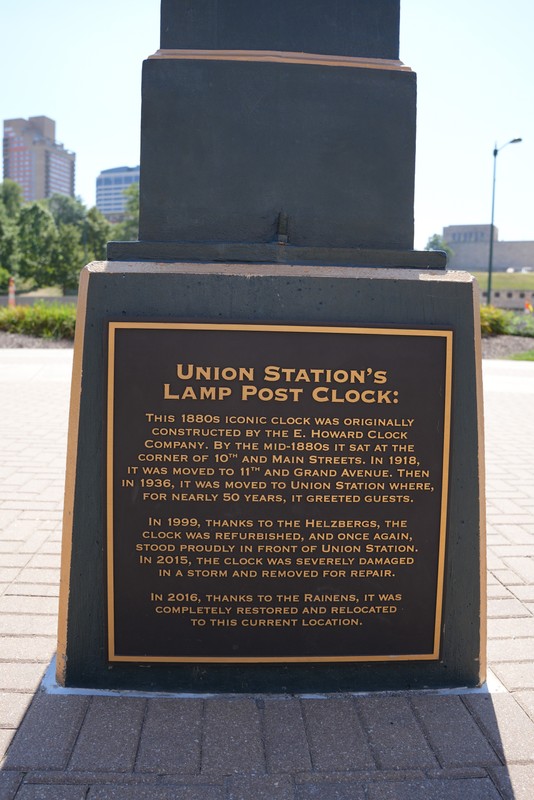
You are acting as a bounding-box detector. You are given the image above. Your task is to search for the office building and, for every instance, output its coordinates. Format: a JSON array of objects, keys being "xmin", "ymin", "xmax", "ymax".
[
  {"xmin": 3, "ymin": 116, "xmax": 75, "ymax": 202},
  {"xmin": 96, "ymin": 166, "xmax": 140, "ymax": 221},
  {"xmin": 443, "ymin": 224, "xmax": 534, "ymax": 272}
]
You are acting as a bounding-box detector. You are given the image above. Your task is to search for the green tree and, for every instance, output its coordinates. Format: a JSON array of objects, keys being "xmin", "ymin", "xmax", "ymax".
[
  {"xmin": 17, "ymin": 203, "xmax": 59, "ymax": 288},
  {"xmin": 0, "ymin": 204, "xmax": 19, "ymax": 277},
  {"xmin": 51, "ymin": 223, "xmax": 85, "ymax": 293},
  {"xmin": 0, "ymin": 265, "xmax": 10, "ymax": 292},
  {"xmin": 0, "ymin": 181, "xmax": 23, "ymax": 279},
  {"xmin": 84, "ymin": 206, "xmax": 113, "ymax": 262},
  {"xmin": 46, "ymin": 194, "xmax": 86, "ymax": 228},
  {"xmin": 113, "ymin": 182, "xmax": 139, "ymax": 241},
  {"xmin": 47, "ymin": 195, "xmax": 109, "ymax": 291},
  {"xmin": 0, "ymin": 179, "xmax": 23, "ymax": 220},
  {"xmin": 9, "ymin": 192, "xmax": 113, "ymax": 294},
  {"xmin": 425, "ymin": 233, "xmax": 454, "ymax": 259}
]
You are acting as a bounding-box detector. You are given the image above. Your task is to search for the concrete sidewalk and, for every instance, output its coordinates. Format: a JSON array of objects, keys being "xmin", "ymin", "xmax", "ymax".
[{"xmin": 0, "ymin": 350, "xmax": 533, "ymax": 799}]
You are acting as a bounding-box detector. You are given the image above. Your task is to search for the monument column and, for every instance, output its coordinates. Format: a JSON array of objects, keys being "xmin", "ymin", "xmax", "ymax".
[
  {"xmin": 109, "ymin": 0, "xmax": 443, "ymax": 268},
  {"xmin": 58, "ymin": 0, "xmax": 484, "ymax": 693}
]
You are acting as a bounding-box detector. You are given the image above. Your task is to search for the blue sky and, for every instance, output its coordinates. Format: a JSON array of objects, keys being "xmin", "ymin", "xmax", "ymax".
[{"xmin": 2, "ymin": 0, "xmax": 533, "ymax": 249}]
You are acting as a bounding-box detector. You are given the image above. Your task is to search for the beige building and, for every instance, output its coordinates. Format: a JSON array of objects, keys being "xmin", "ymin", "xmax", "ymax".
[
  {"xmin": 443, "ymin": 225, "xmax": 534, "ymax": 272},
  {"xmin": 3, "ymin": 116, "xmax": 75, "ymax": 202}
]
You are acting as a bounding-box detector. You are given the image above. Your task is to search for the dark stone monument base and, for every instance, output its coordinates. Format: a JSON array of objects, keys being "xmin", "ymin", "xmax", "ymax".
[
  {"xmin": 58, "ymin": 261, "xmax": 485, "ymax": 693},
  {"xmin": 107, "ymin": 241, "xmax": 446, "ymax": 270},
  {"xmin": 137, "ymin": 56, "xmax": 417, "ymax": 251}
]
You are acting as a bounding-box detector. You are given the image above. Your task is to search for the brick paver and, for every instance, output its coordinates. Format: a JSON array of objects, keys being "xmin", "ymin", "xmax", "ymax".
[
  {"xmin": 68, "ymin": 697, "xmax": 146, "ymax": 772},
  {"xmin": 262, "ymin": 698, "xmax": 312, "ymax": 774},
  {"xmin": 489, "ymin": 764, "xmax": 534, "ymax": 800},
  {"xmin": 0, "ymin": 352, "xmax": 533, "ymax": 798},
  {"xmin": 303, "ymin": 697, "xmax": 374, "ymax": 771},
  {"xmin": 357, "ymin": 695, "xmax": 437, "ymax": 770},
  {"xmin": 135, "ymin": 698, "xmax": 203, "ymax": 774},
  {"xmin": 201, "ymin": 698, "xmax": 265, "ymax": 775},
  {"xmin": 410, "ymin": 695, "xmax": 500, "ymax": 767}
]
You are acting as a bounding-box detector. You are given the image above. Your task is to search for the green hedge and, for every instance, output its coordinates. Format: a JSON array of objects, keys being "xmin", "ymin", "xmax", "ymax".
[
  {"xmin": 480, "ymin": 306, "xmax": 534, "ymax": 338},
  {"xmin": 0, "ymin": 302, "xmax": 532, "ymax": 344},
  {"xmin": 0, "ymin": 302, "xmax": 76, "ymax": 340}
]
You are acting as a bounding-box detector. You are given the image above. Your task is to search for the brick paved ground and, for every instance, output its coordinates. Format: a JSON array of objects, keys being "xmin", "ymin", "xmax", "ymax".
[{"xmin": 0, "ymin": 350, "xmax": 533, "ymax": 800}]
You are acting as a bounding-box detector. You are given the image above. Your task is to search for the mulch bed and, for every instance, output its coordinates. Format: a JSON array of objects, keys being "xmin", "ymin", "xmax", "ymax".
[
  {"xmin": 0, "ymin": 331, "xmax": 73, "ymax": 349},
  {"xmin": 0, "ymin": 331, "xmax": 533, "ymax": 358}
]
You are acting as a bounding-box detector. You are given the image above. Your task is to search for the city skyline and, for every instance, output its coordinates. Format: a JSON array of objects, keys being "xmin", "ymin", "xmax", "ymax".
[
  {"xmin": 3, "ymin": 116, "xmax": 75, "ymax": 202},
  {"xmin": 1, "ymin": 0, "xmax": 533, "ymax": 250}
]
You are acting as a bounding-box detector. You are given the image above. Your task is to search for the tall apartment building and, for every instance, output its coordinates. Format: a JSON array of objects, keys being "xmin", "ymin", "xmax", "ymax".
[
  {"xmin": 96, "ymin": 165, "xmax": 140, "ymax": 221},
  {"xmin": 3, "ymin": 116, "xmax": 75, "ymax": 202}
]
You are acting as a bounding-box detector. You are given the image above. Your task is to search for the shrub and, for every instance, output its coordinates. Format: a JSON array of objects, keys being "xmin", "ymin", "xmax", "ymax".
[
  {"xmin": 0, "ymin": 302, "xmax": 76, "ymax": 340},
  {"xmin": 480, "ymin": 306, "xmax": 510, "ymax": 336},
  {"xmin": 505, "ymin": 313, "xmax": 534, "ymax": 338},
  {"xmin": 480, "ymin": 305, "xmax": 534, "ymax": 338}
]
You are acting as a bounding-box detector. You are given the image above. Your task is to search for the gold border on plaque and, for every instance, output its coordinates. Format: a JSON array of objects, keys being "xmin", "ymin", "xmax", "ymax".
[{"xmin": 107, "ymin": 322, "xmax": 453, "ymax": 664}]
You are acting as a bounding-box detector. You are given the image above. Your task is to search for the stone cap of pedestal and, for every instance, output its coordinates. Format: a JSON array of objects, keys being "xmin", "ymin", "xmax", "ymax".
[{"xmin": 106, "ymin": 241, "xmax": 447, "ymax": 271}]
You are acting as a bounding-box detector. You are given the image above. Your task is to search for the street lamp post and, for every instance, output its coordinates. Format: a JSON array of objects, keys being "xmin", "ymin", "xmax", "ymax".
[{"xmin": 487, "ymin": 138, "xmax": 522, "ymax": 306}]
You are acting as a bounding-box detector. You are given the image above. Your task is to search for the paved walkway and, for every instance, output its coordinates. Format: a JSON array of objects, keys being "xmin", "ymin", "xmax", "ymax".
[{"xmin": 0, "ymin": 350, "xmax": 533, "ymax": 800}]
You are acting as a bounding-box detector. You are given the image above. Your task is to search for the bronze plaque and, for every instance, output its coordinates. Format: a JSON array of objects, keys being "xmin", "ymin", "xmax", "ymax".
[{"xmin": 107, "ymin": 322, "xmax": 452, "ymax": 663}]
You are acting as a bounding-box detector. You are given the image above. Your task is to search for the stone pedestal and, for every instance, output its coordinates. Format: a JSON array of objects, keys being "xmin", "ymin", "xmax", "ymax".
[
  {"xmin": 58, "ymin": 0, "xmax": 484, "ymax": 693},
  {"xmin": 57, "ymin": 262, "xmax": 485, "ymax": 692}
]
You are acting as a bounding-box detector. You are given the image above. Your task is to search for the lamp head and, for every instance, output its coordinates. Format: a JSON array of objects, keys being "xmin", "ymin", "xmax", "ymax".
[{"xmin": 495, "ymin": 137, "xmax": 523, "ymax": 156}]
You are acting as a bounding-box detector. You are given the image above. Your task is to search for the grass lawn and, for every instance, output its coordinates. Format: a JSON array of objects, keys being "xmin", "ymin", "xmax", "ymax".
[
  {"xmin": 509, "ymin": 349, "xmax": 534, "ymax": 361},
  {"xmin": 470, "ymin": 271, "xmax": 534, "ymax": 292}
]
